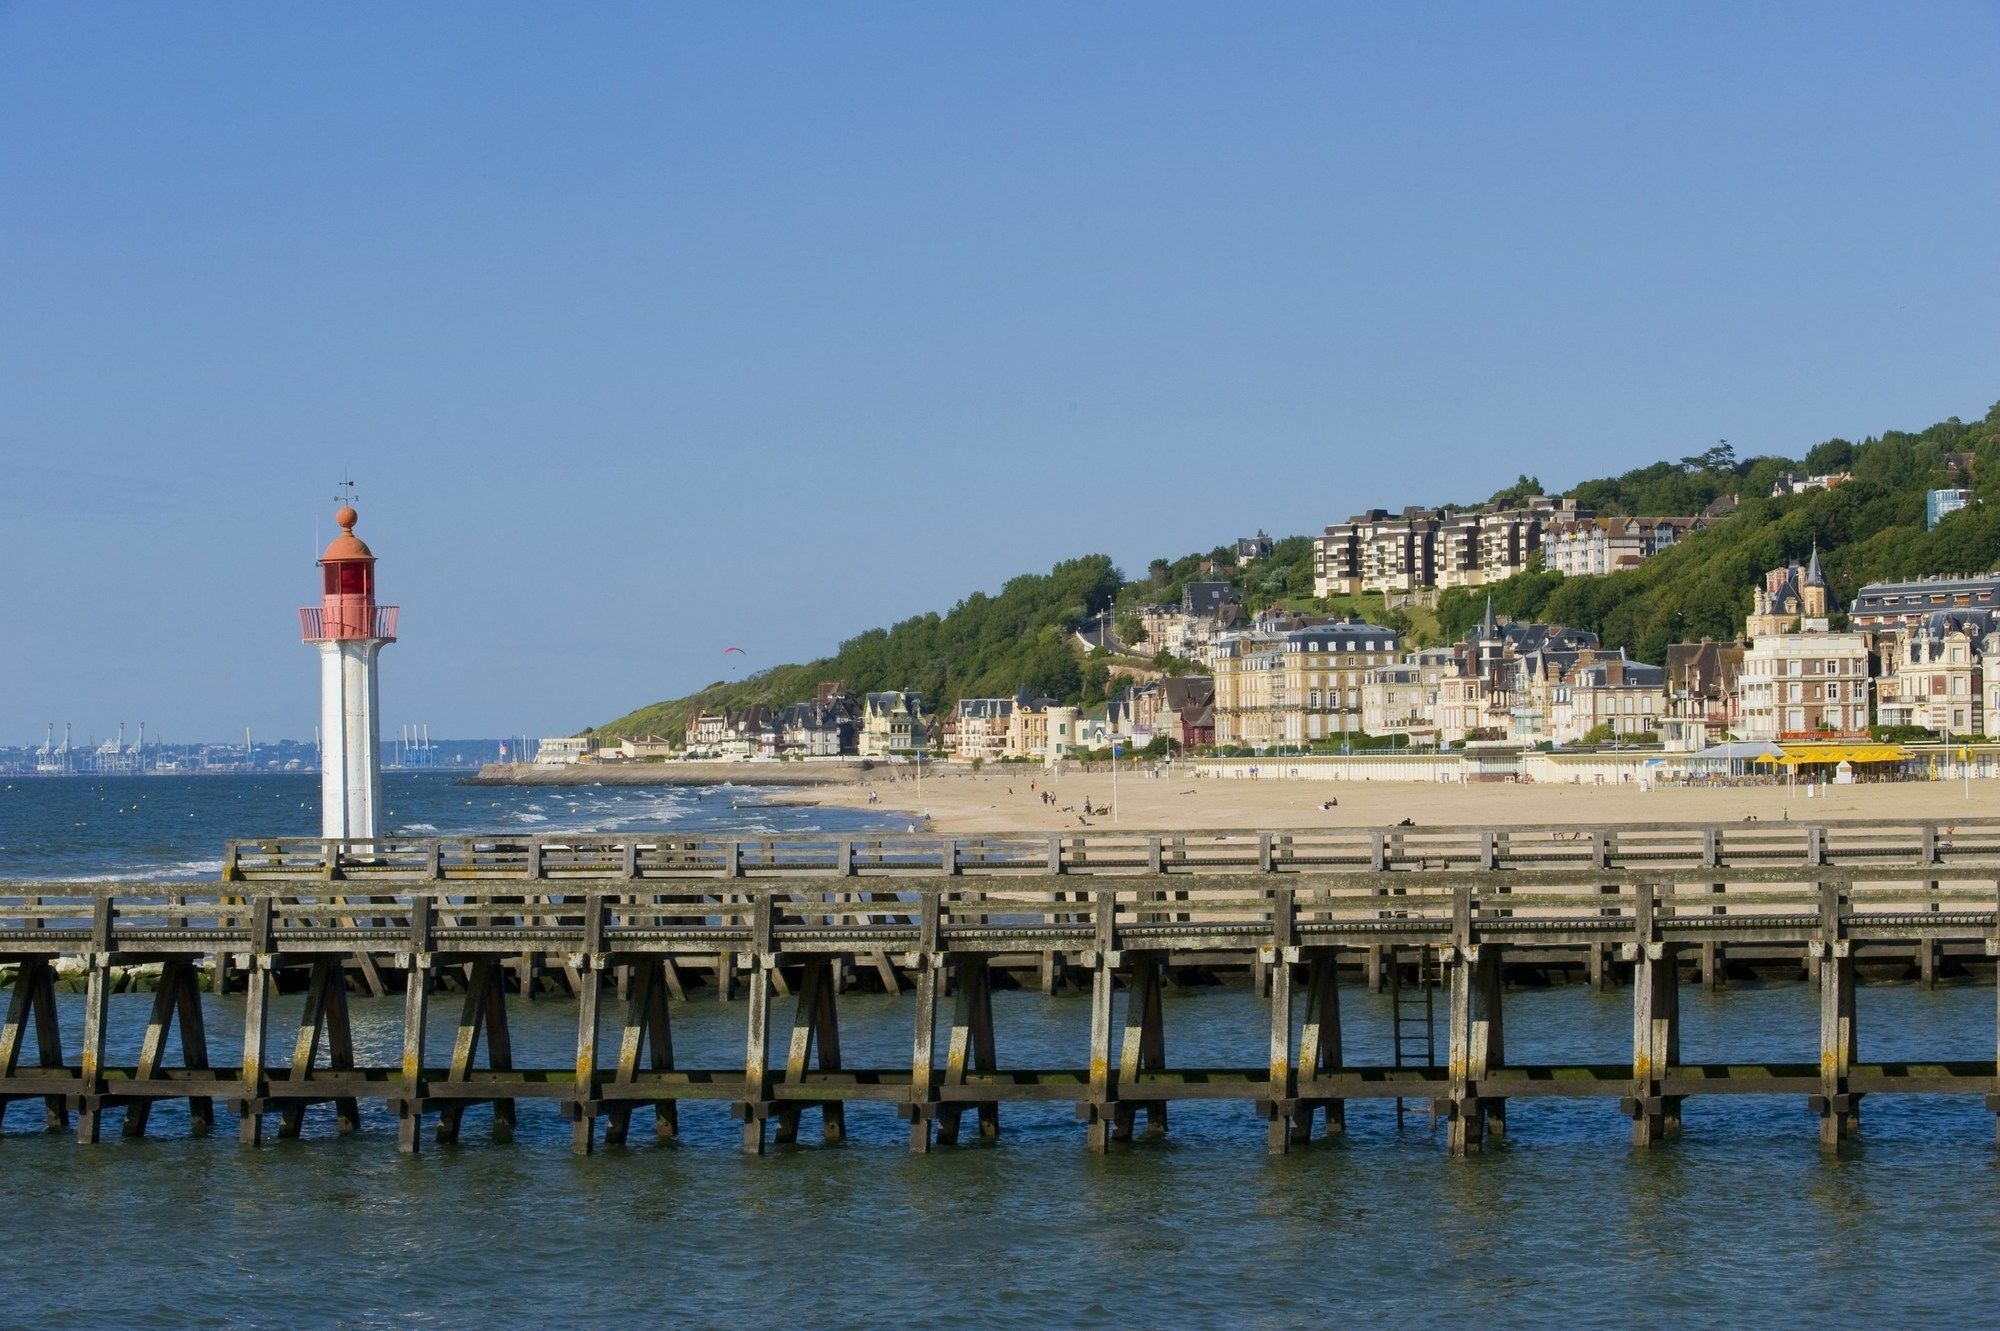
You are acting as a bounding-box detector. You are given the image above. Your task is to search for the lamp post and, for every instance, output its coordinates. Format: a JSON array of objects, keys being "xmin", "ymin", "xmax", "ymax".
[
  {"xmin": 1110, "ymin": 740, "xmax": 1120, "ymax": 825},
  {"xmin": 1949, "ymin": 715, "xmax": 1970, "ymax": 800}
]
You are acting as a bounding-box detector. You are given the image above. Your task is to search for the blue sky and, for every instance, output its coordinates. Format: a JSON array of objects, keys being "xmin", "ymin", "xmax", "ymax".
[{"xmin": 4, "ymin": 2, "xmax": 1997, "ymax": 745}]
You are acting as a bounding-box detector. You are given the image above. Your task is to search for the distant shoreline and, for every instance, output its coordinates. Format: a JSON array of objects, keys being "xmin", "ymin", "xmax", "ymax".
[{"xmin": 462, "ymin": 761, "xmax": 878, "ymax": 788}]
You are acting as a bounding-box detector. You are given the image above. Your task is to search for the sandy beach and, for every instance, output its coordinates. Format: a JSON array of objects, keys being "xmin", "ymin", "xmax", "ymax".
[{"xmin": 766, "ymin": 765, "xmax": 1997, "ymax": 834}]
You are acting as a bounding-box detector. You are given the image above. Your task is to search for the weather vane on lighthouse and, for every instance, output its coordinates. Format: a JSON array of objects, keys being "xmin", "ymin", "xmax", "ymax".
[{"xmin": 301, "ymin": 487, "xmax": 398, "ymax": 842}]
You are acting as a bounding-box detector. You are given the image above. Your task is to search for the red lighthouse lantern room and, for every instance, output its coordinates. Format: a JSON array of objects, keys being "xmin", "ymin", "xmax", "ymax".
[{"xmin": 302, "ymin": 505, "xmax": 399, "ymax": 642}]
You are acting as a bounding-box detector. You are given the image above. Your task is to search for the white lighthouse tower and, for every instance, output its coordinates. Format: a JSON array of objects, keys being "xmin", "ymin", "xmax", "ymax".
[{"xmin": 301, "ymin": 502, "xmax": 398, "ymax": 841}]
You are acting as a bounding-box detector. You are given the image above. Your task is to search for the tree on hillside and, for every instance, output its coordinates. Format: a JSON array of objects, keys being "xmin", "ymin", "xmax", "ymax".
[
  {"xmin": 1679, "ymin": 442, "xmax": 1736, "ymax": 474},
  {"xmin": 1805, "ymin": 439, "xmax": 1855, "ymax": 474},
  {"xmin": 1489, "ymin": 474, "xmax": 1544, "ymax": 507},
  {"xmin": 1080, "ymin": 652, "xmax": 1112, "ymax": 704},
  {"xmin": 1740, "ymin": 455, "xmax": 1794, "ymax": 498}
]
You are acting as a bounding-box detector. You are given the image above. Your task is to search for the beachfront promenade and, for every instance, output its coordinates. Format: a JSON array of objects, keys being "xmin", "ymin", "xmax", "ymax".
[{"xmin": 4, "ymin": 820, "xmax": 2000, "ymax": 1156}]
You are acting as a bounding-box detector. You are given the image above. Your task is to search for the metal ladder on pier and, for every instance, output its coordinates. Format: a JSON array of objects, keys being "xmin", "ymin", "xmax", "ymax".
[{"xmin": 1390, "ymin": 945, "xmax": 1439, "ymax": 1131}]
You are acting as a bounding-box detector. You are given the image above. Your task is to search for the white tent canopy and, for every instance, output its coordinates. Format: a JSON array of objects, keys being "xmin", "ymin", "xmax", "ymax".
[
  {"xmin": 1691, "ymin": 741, "xmax": 1783, "ymax": 761},
  {"xmin": 1686, "ymin": 740, "xmax": 1784, "ymax": 775}
]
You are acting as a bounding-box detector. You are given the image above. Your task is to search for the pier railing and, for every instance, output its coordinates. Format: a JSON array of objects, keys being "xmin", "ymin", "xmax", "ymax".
[
  {"xmin": 2, "ymin": 874, "xmax": 1997, "ymax": 952},
  {"xmin": 211, "ymin": 818, "xmax": 2000, "ymax": 883}
]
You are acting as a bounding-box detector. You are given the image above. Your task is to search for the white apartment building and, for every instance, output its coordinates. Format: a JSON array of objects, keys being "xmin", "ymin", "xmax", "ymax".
[
  {"xmin": 859, "ymin": 692, "xmax": 928, "ymax": 757},
  {"xmin": 1317, "ymin": 498, "xmax": 1576, "ymax": 596},
  {"xmin": 1313, "ymin": 509, "xmax": 1439, "ymax": 596},
  {"xmin": 1877, "ymin": 613, "xmax": 1989, "ymax": 736},
  {"xmin": 950, "ymin": 698, "xmax": 1014, "ymax": 761},
  {"xmin": 534, "ymin": 736, "xmax": 593, "ymax": 765},
  {"xmin": 1212, "ymin": 620, "xmax": 1402, "ymax": 747},
  {"xmin": 1543, "ymin": 516, "xmax": 1702, "ymax": 578},
  {"xmin": 1433, "ymin": 512, "xmax": 1484, "ymax": 591},
  {"xmin": 1360, "ymin": 647, "xmax": 1455, "ymax": 741},
  {"xmin": 1737, "ymin": 632, "xmax": 1871, "ymax": 741},
  {"xmin": 1476, "ymin": 505, "xmax": 1552, "ymax": 585},
  {"xmin": 1771, "ymin": 471, "xmax": 1851, "ymax": 497},
  {"xmin": 1538, "ymin": 657, "xmax": 1667, "ymax": 745},
  {"xmin": 1850, "ymin": 574, "xmax": 2000, "ymax": 633}
]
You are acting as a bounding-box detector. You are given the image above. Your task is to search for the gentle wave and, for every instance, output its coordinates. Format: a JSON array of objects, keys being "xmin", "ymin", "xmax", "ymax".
[
  {"xmin": 3, "ymin": 771, "xmax": 907, "ymax": 878},
  {"xmin": 31, "ymin": 856, "xmax": 226, "ymax": 884}
]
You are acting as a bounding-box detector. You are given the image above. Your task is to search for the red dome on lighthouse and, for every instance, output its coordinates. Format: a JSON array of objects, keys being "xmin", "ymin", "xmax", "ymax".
[{"xmin": 321, "ymin": 505, "xmax": 375, "ymax": 563}]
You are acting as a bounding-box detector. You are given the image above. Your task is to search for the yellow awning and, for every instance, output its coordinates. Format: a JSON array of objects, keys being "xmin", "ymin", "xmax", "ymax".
[{"xmin": 1754, "ymin": 743, "xmax": 1912, "ymax": 766}]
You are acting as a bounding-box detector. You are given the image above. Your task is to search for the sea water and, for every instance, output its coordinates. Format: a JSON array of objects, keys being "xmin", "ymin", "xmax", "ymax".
[{"xmin": 1, "ymin": 773, "xmax": 1998, "ymax": 1325}]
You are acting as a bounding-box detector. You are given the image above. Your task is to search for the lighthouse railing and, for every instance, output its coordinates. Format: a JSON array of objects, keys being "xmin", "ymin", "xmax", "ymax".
[{"xmin": 298, "ymin": 604, "xmax": 399, "ymax": 643}]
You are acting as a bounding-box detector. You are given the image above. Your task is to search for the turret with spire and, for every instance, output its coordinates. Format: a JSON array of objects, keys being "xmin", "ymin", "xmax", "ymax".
[
  {"xmin": 1803, "ymin": 541, "xmax": 1829, "ymax": 618},
  {"xmin": 1473, "ymin": 595, "xmax": 1503, "ymax": 669},
  {"xmin": 1747, "ymin": 541, "xmax": 1834, "ymax": 637}
]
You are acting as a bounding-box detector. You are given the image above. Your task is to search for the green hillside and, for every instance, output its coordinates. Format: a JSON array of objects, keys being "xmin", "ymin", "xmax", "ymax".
[
  {"xmin": 599, "ymin": 401, "xmax": 2000, "ymax": 740},
  {"xmin": 1437, "ymin": 403, "xmax": 2000, "ymax": 659},
  {"xmin": 598, "ymin": 557, "xmax": 1123, "ymax": 739}
]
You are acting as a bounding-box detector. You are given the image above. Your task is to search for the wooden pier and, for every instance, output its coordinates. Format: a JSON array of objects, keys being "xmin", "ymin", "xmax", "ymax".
[{"xmin": 5, "ymin": 819, "xmax": 2000, "ymax": 1156}]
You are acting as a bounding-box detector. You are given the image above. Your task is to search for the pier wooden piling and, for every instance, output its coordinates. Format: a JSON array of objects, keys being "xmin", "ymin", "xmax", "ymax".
[{"xmin": 6, "ymin": 819, "xmax": 2000, "ymax": 1154}]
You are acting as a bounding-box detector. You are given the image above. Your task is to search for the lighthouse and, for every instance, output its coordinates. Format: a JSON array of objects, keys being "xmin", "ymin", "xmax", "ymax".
[{"xmin": 301, "ymin": 503, "xmax": 398, "ymax": 841}]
